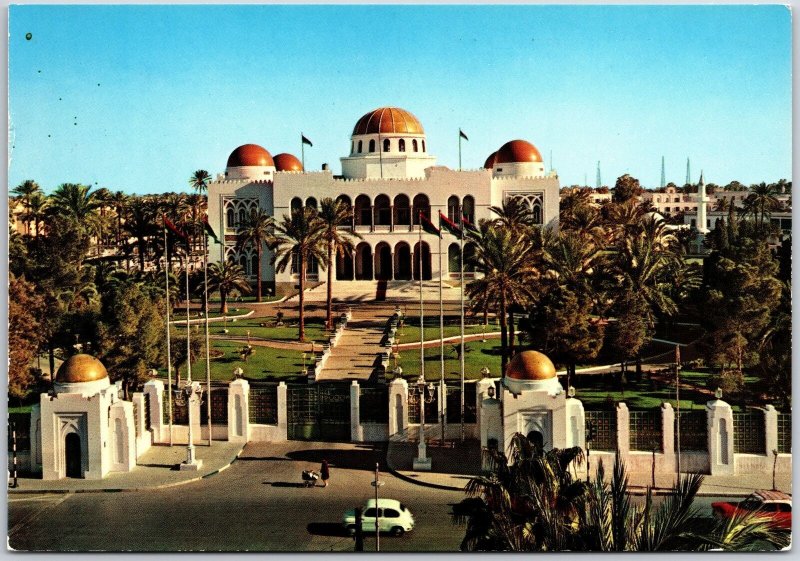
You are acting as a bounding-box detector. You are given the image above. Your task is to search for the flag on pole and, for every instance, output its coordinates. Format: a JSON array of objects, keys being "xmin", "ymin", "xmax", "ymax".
[
  {"xmin": 459, "ymin": 129, "xmax": 469, "ymax": 141},
  {"xmin": 301, "ymin": 134, "xmax": 313, "ymax": 147},
  {"xmin": 203, "ymin": 216, "xmax": 221, "ymax": 244},
  {"xmin": 439, "ymin": 211, "xmax": 462, "ymax": 239},
  {"xmin": 164, "ymin": 215, "xmax": 190, "ymax": 248},
  {"xmin": 462, "ymin": 214, "xmax": 480, "ymax": 238},
  {"xmin": 420, "ymin": 212, "xmax": 441, "ymax": 237}
]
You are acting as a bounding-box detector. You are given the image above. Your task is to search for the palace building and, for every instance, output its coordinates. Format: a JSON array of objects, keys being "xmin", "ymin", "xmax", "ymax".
[{"xmin": 207, "ymin": 106, "xmax": 560, "ymax": 296}]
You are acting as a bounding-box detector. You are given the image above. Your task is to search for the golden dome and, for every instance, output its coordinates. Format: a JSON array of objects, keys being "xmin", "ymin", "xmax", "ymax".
[
  {"xmin": 226, "ymin": 144, "xmax": 274, "ymax": 168},
  {"xmin": 273, "ymin": 153, "xmax": 303, "ymax": 172},
  {"xmin": 484, "ymin": 151, "xmax": 497, "ymax": 169},
  {"xmin": 495, "ymin": 139, "xmax": 543, "ymax": 164},
  {"xmin": 55, "ymin": 354, "xmax": 108, "ymax": 383},
  {"xmin": 352, "ymin": 107, "xmax": 424, "ymax": 135},
  {"xmin": 506, "ymin": 351, "xmax": 556, "ymax": 381}
]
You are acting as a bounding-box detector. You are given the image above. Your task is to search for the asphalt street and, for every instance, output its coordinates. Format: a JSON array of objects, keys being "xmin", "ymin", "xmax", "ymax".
[{"xmin": 8, "ymin": 442, "xmax": 467, "ymax": 552}]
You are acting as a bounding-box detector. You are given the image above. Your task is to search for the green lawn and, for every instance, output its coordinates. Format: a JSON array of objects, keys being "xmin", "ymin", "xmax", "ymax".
[
  {"xmin": 176, "ymin": 316, "xmax": 331, "ymax": 344},
  {"xmin": 156, "ymin": 340, "xmax": 310, "ymax": 383},
  {"xmin": 394, "ymin": 339, "xmax": 503, "ymax": 382},
  {"xmin": 573, "ymin": 369, "xmax": 759, "ymax": 411}
]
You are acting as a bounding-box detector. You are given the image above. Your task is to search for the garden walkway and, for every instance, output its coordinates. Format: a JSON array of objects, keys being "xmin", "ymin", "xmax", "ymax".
[{"xmin": 315, "ymin": 311, "xmax": 393, "ymax": 382}]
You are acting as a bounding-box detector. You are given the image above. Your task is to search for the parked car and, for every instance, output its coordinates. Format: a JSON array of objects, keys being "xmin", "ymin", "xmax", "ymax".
[
  {"xmin": 343, "ymin": 498, "xmax": 415, "ymax": 536},
  {"xmin": 712, "ymin": 490, "xmax": 792, "ymax": 529}
]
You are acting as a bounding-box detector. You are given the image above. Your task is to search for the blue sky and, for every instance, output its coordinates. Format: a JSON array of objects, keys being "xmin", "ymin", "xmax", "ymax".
[{"xmin": 9, "ymin": 5, "xmax": 791, "ymax": 194}]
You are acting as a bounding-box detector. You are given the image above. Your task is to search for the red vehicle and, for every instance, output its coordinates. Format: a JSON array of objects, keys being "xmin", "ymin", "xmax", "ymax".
[{"xmin": 712, "ymin": 490, "xmax": 792, "ymax": 530}]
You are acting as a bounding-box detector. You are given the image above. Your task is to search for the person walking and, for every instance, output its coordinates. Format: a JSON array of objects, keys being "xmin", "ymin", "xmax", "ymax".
[{"xmin": 320, "ymin": 459, "xmax": 330, "ymax": 488}]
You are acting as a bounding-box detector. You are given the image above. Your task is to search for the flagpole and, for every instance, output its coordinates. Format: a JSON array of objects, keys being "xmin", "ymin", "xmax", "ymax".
[
  {"xmin": 676, "ymin": 345, "xmax": 681, "ymax": 479},
  {"xmin": 301, "ymin": 132, "xmax": 305, "ymax": 170},
  {"xmin": 164, "ymin": 226, "xmax": 173, "ymax": 446},
  {"xmin": 439, "ymin": 232, "xmax": 446, "ymax": 444},
  {"xmin": 458, "ymin": 130, "xmax": 462, "ymax": 171},
  {"xmin": 459, "ymin": 206, "xmax": 465, "ymax": 443},
  {"xmin": 186, "ymin": 259, "xmax": 192, "ymax": 386},
  {"xmin": 418, "ymin": 215, "xmax": 425, "ymax": 431},
  {"xmin": 204, "ymin": 232, "xmax": 212, "ymax": 446}
]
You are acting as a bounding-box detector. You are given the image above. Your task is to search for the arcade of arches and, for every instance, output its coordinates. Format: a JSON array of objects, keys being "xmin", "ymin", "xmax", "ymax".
[{"xmin": 338, "ymin": 241, "xmax": 435, "ymax": 281}]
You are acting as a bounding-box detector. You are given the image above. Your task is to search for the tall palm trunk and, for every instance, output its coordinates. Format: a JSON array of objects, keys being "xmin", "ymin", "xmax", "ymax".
[
  {"xmin": 220, "ymin": 288, "xmax": 228, "ymax": 314},
  {"xmin": 137, "ymin": 237, "xmax": 147, "ymax": 271},
  {"xmin": 509, "ymin": 310, "xmax": 516, "ymax": 357},
  {"xmin": 256, "ymin": 243, "xmax": 263, "ymax": 302},
  {"xmin": 298, "ymin": 254, "xmax": 306, "ymax": 342},
  {"xmin": 326, "ymin": 238, "xmax": 334, "ymax": 330},
  {"xmin": 499, "ymin": 290, "xmax": 509, "ymax": 374}
]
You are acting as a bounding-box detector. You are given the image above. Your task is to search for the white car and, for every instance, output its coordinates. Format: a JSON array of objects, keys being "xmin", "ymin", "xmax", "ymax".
[{"xmin": 342, "ymin": 498, "xmax": 415, "ymax": 536}]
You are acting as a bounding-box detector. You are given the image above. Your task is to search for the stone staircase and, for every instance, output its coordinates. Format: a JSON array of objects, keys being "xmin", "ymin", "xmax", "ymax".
[{"xmin": 315, "ymin": 313, "xmax": 391, "ymax": 381}]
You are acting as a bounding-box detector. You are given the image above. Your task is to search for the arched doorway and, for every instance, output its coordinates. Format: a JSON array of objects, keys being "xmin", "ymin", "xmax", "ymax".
[
  {"xmin": 374, "ymin": 195, "xmax": 391, "ymax": 226},
  {"xmin": 336, "ymin": 195, "xmax": 353, "ymax": 228},
  {"xmin": 394, "ymin": 242, "xmax": 412, "ymax": 280},
  {"xmin": 65, "ymin": 433, "xmax": 82, "ymax": 478},
  {"xmin": 305, "ymin": 197, "xmax": 318, "ymax": 209},
  {"xmin": 464, "ymin": 242, "xmax": 477, "ymax": 273},
  {"xmin": 448, "ymin": 243, "xmax": 460, "ymax": 273},
  {"xmin": 527, "ymin": 430, "xmax": 544, "ymax": 451},
  {"xmin": 413, "ymin": 241, "xmax": 432, "ymax": 280},
  {"xmin": 447, "ymin": 195, "xmax": 460, "ymax": 222},
  {"xmin": 336, "ymin": 250, "xmax": 354, "ymax": 280},
  {"xmin": 394, "ymin": 194, "xmax": 411, "ymax": 227},
  {"xmin": 374, "ymin": 242, "xmax": 392, "ymax": 280},
  {"xmin": 355, "ymin": 243, "xmax": 373, "ymax": 280},
  {"xmin": 354, "ymin": 195, "xmax": 371, "ymax": 227},
  {"xmin": 412, "ymin": 194, "xmax": 430, "ymax": 225}
]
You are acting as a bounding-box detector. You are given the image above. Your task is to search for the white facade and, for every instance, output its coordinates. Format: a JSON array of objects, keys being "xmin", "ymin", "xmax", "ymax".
[{"xmin": 207, "ymin": 106, "xmax": 560, "ymax": 296}]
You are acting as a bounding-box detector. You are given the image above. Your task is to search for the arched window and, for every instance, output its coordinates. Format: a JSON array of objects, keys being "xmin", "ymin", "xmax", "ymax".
[
  {"xmin": 412, "ymin": 194, "xmax": 430, "ymax": 225},
  {"xmin": 393, "ymin": 194, "xmax": 411, "ymax": 226},
  {"xmin": 422, "ymin": 140, "xmax": 426, "ymax": 152},
  {"xmin": 351, "ymin": 141, "xmax": 355, "ymax": 154},
  {"xmin": 369, "ymin": 139, "xmax": 376, "ymax": 153},
  {"xmin": 238, "ymin": 208, "xmax": 245, "ymax": 226},
  {"xmin": 463, "ymin": 195, "xmax": 475, "ymax": 223},
  {"xmin": 448, "ymin": 243, "xmax": 460, "ymax": 273},
  {"xmin": 239, "ymin": 254, "xmax": 247, "ymax": 271},
  {"xmin": 464, "ymin": 242, "xmax": 476, "ymax": 273},
  {"xmin": 226, "ymin": 208, "xmax": 235, "ymax": 229},
  {"xmin": 398, "ymin": 139, "xmax": 406, "ymax": 152},
  {"xmin": 291, "ymin": 197, "xmax": 303, "ymax": 212},
  {"xmin": 383, "ymin": 138, "xmax": 390, "ymax": 152},
  {"xmin": 306, "ymin": 197, "xmax": 317, "ymax": 209},
  {"xmin": 374, "ymin": 194, "xmax": 391, "ymax": 226},
  {"xmin": 358, "ymin": 140, "xmax": 363, "ymax": 153},
  {"xmin": 354, "ymin": 194, "xmax": 371, "ymax": 226},
  {"xmin": 447, "ymin": 195, "xmax": 460, "ymax": 222},
  {"xmin": 412, "ymin": 139, "xmax": 418, "ymax": 152},
  {"xmin": 532, "ymin": 203, "xmax": 542, "ymax": 225},
  {"xmin": 251, "ymin": 254, "xmax": 258, "ymax": 276}
]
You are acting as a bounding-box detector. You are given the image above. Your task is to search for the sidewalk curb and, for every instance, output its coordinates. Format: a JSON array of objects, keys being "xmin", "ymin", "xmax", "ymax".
[
  {"xmin": 384, "ymin": 445, "xmax": 464, "ymax": 492},
  {"xmin": 8, "ymin": 444, "xmax": 246, "ymax": 495}
]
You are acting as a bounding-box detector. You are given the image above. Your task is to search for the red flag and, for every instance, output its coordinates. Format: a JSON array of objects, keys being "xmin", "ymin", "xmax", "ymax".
[{"xmin": 164, "ymin": 215, "xmax": 189, "ymax": 245}]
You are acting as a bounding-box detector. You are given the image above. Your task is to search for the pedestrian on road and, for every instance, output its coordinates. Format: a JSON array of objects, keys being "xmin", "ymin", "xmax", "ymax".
[{"xmin": 320, "ymin": 460, "xmax": 330, "ymax": 487}]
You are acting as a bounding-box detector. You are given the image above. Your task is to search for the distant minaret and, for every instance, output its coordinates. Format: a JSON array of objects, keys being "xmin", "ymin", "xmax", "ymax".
[
  {"xmin": 661, "ymin": 156, "xmax": 666, "ymax": 188},
  {"xmin": 596, "ymin": 161, "xmax": 602, "ymax": 188},
  {"xmin": 685, "ymin": 158, "xmax": 691, "ymax": 185},
  {"xmin": 696, "ymin": 170, "xmax": 709, "ymax": 234}
]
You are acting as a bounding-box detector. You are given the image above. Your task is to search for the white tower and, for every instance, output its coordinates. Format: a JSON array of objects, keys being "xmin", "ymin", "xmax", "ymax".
[{"xmin": 696, "ymin": 171, "xmax": 709, "ymax": 234}]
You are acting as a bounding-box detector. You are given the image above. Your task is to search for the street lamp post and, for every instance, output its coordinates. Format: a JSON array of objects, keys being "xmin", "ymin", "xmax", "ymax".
[
  {"xmin": 371, "ymin": 463, "xmax": 385, "ymax": 552},
  {"xmin": 176, "ymin": 378, "xmax": 204, "ymax": 471},
  {"xmin": 413, "ymin": 374, "xmax": 435, "ymax": 471}
]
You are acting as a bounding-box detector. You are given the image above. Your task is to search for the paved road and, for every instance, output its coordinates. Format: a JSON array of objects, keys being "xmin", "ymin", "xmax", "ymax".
[{"xmin": 9, "ymin": 442, "xmax": 465, "ymax": 552}]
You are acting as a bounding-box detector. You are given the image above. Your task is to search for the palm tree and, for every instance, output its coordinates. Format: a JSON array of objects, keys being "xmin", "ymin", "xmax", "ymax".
[
  {"xmin": 561, "ymin": 204, "xmax": 608, "ymax": 249},
  {"xmin": 12, "ymin": 179, "xmax": 41, "ymax": 234},
  {"xmin": 456, "ymin": 433, "xmax": 586, "ymax": 551},
  {"xmin": 743, "ymin": 182, "xmax": 779, "ymax": 229},
  {"xmin": 317, "ymin": 198, "xmax": 361, "ymax": 329},
  {"xmin": 124, "ymin": 197, "xmax": 158, "ymax": 271},
  {"xmin": 467, "ymin": 223, "xmax": 539, "ymax": 372},
  {"xmin": 236, "ymin": 209, "xmax": 273, "ymax": 302},
  {"xmin": 270, "ymin": 207, "xmax": 328, "ymax": 342},
  {"xmin": 49, "ymin": 183, "xmax": 102, "ymax": 236},
  {"xmin": 206, "ymin": 260, "xmax": 252, "ymax": 314},
  {"xmin": 110, "ymin": 190, "xmax": 129, "ymax": 246},
  {"xmin": 189, "ymin": 169, "xmax": 212, "ymax": 195},
  {"xmin": 488, "ymin": 197, "xmax": 535, "ymax": 229},
  {"xmin": 22, "ymin": 191, "xmax": 48, "ymax": 241}
]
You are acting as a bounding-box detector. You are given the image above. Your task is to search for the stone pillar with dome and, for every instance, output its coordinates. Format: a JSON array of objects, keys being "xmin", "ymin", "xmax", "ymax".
[
  {"xmin": 30, "ymin": 354, "xmax": 137, "ymax": 480},
  {"xmin": 478, "ymin": 350, "xmax": 585, "ymax": 458}
]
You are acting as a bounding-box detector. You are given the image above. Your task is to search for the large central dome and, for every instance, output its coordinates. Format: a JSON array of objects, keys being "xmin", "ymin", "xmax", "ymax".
[
  {"xmin": 352, "ymin": 107, "xmax": 424, "ymax": 135},
  {"xmin": 227, "ymin": 144, "xmax": 275, "ymax": 168}
]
